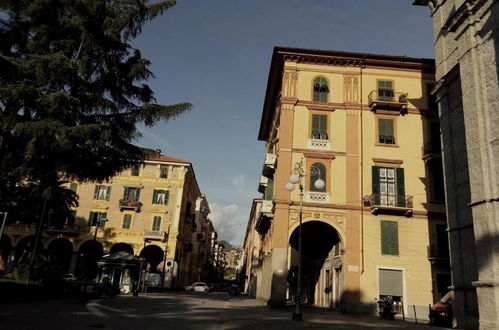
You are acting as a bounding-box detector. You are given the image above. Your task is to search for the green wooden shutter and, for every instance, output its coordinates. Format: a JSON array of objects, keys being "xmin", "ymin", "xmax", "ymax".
[
  {"xmin": 319, "ymin": 115, "xmax": 327, "ymax": 138},
  {"xmin": 135, "ymin": 188, "xmax": 141, "ymax": 201},
  {"xmin": 106, "ymin": 186, "xmax": 111, "ymax": 200},
  {"xmin": 152, "ymin": 189, "xmax": 158, "ymax": 204},
  {"xmin": 70, "ymin": 183, "xmax": 78, "ymax": 193},
  {"xmin": 372, "ymin": 166, "xmax": 380, "ymax": 204},
  {"xmin": 396, "ymin": 168, "xmax": 405, "ymax": 207},
  {"xmin": 312, "ymin": 115, "xmax": 320, "ymax": 138},
  {"xmin": 386, "ymin": 119, "xmax": 394, "ymax": 140},
  {"xmin": 152, "ymin": 216, "xmax": 161, "ymax": 231},
  {"xmin": 165, "ymin": 191, "xmax": 170, "ymax": 205},
  {"xmin": 381, "ymin": 221, "xmax": 399, "ymax": 255},
  {"xmin": 100, "ymin": 212, "xmax": 107, "ymax": 227},
  {"xmin": 264, "ymin": 178, "xmax": 274, "ymax": 200},
  {"xmin": 122, "ymin": 214, "xmax": 132, "ymax": 229},
  {"xmin": 93, "ymin": 185, "xmax": 99, "ymax": 199},
  {"xmin": 123, "ymin": 187, "xmax": 129, "ymax": 200},
  {"xmin": 88, "ymin": 211, "xmax": 94, "ymax": 226}
]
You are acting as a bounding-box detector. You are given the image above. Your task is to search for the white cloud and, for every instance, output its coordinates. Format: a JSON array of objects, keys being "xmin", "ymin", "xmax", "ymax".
[
  {"xmin": 231, "ymin": 175, "xmax": 254, "ymax": 198},
  {"xmin": 209, "ymin": 203, "xmax": 242, "ymax": 243}
]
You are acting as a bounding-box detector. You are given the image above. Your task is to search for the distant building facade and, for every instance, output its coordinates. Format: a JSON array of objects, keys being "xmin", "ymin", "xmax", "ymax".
[
  {"xmin": 243, "ymin": 47, "xmax": 448, "ymax": 320},
  {"xmin": 0, "ymin": 154, "xmax": 216, "ymax": 291},
  {"xmin": 413, "ymin": 1, "xmax": 499, "ymax": 328}
]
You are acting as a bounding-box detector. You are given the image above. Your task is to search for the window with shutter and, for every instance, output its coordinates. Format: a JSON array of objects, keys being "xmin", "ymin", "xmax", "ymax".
[
  {"xmin": 372, "ymin": 166, "xmax": 380, "ymax": 205},
  {"xmin": 88, "ymin": 211, "xmax": 95, "ymax": 226},
  {"xmin": 378, "ymin": 118, "xmax": 395, "ymax": 144},
  {"xmin": 313, "ymin": 77, "xmax": 329, "ymax": 103},
  {"xmin": 311, "ymin": 114, "xmax": 328, "ymax": 139},
  {"xmin": 310, "ymin": 162, "xmax": 326, "ymax": 192},
  {"xmin": 381, "ymin": 221, "xmax": 399, "ymax": 255},
  {"xmin": 152, "ymin": 189, "xmax": 168, "ymax": 205},
  {"xmin": 124, "ymin": 187, "xmax": 140, "ymax": 202},
  {"xmin": 152, "ymin": 216, "xmax": 162, "ymax": 231},
  {"xmin": 160, "ymin": 165, "xmax": 168, "ymax": 178},
  {"xmin": 69, "ymin": 183, "xmax": 78, "ymax": 193},
  {"xmin": 122, "ymin": 214, "xmax": 132, "ymax": 229},
  {"xmin": 378, "ymin": 80, "xmax": 394, "ymax": 101},
  {"xmin": 131, "ymin": 164, "xmax": 140, "ymax": 176},
  {"xmin": 396, "ymin": 168, "xmax": 405, "ymax": 207},
  {"xmin": 264, "ymin": 178, "xmax": 274, "ymax": 200}
]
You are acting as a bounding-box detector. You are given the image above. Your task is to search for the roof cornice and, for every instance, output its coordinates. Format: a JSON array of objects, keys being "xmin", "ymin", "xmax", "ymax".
[{"xmin": 258, "ymin": 46, "xmax": 436, "ymax": 141}]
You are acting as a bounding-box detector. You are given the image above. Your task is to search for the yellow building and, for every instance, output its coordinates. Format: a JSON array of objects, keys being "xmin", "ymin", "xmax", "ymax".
[
  {"xmin": 1, "ymin": 153, "xmax": 216, "ymax": 290},
  {"xmin": 243, "ymin": 47, "xmax": 449, "ymax": 319}
]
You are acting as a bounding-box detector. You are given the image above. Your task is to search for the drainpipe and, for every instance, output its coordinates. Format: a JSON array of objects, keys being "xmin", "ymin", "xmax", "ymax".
[{"xmin": 360, "ymin": 57, "xmax": 366, "ymax": 274}]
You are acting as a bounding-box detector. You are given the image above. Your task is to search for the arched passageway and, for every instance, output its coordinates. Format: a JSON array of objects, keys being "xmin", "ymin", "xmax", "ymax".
[
  {"xmin": 14, "ymin": 235, "xmax": 38, "ymax": 265},
  {"xmin": 77, "ymin": 240, "xmax": 103, "ymax": 280},
  {"xmin": 109, "ymin": 243, "xmax": 134, "ymax": 256},
  {"xmin": 47, "ymin": 238, "xmax": 73, "ymax": 272},
  {"xmin": 0, "ymin": 235, "xmax": 12, "ymax": 274},
  {"xmin": 289, "ymin": 221, "xmax": 343, "ymax": 308},
  {"xmin": 140, "ymin": 245, "xmax": 164, "ymax": 271}
]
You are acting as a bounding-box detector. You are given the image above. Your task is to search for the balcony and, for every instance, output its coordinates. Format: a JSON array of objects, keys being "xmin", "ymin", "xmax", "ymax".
[
  {"xmin": 307, "ymin": 138, "xmax": 331, "ymax": 151},
  {"xmin": 144, "ymin": 230, "xmax": 167, "ymax": 242},
  {"xmin": 305, "ymin": 192, "xmax": 331, "ymax": 204},
  {"xmin": 256, "ymin": 214, "xmax": 272, "ymax": 236},
  {"xmin": 262, "ymin": 153, "xmax": 277, "ymax": 176},
  {"xmin": 258, "ymin": 175, "xmax": 268, "ymax": 194},
  {"xmin": 119, "ymin": 199, "xmax": 142, "ymax": 212},
  {"xmin": 260, "ymin": 200, "xmax": 273, "ymax": 215},
  {"xmin": 427, "ymin": 244, "xmax": 450, "ymax": 267},
  {"xmin": 368, "ymin": 90, "xmax": 408, "ymax": 113},
  {"xmin": 421, "ymin": 143, "xmax": 442, "ymax": 162},
  {"xmin": 45, "ymin": 225, "xmax": 83, "ymax": 236},
  {"xmin": 365, "ymin": 193, "xmax": 413, "ymax": 217}
]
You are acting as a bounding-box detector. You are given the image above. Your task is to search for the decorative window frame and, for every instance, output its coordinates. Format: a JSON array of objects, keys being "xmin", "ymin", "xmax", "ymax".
[
  {"xmin": 311, "ymin": 75, "xmax": 330, "ymax": 103},
  {"xmin": 375, "ymin": 114, "xmax": 399, "ymax": 147}
]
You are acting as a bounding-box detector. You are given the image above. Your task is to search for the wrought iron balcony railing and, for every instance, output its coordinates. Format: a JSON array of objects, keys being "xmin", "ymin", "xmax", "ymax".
[
  {"xmin": 45, "ymin": 225, "xmax": 83, "ymax": 236},
  {"xmin": 119, "ymin": 199, "xmax": 142, "ymax": 212},
  {"xmin": 144, "ymin": 230, "xmax": 167, "ymax": 242},
  {"xmin": 365, "ymin": 193, "xmax": 413, "ymax": 217},
  {"xmin": 368, "ymin": 90, "xmax": 408, "ymax": 112}
]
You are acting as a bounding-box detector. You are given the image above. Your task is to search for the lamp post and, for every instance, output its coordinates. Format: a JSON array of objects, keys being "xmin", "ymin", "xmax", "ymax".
[{"xmin": 286, "ymin": 160, "xmax": 325, "ymax": 321}]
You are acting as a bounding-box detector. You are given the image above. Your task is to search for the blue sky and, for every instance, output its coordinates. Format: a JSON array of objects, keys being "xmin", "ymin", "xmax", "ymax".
[{"xmin": 133, "ymin": 0, "xmax": 434, "ymax": 244}]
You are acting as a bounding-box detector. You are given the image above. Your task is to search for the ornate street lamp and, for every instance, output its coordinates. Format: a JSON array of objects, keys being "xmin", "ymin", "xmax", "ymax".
[{"xmin": 286, "ymin": 160, "xmax": 324, "ymax": 321}]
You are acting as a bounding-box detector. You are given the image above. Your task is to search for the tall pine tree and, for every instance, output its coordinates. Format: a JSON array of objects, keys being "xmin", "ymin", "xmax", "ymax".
[{"xmin": 0, "ymin": 0, "xmax": 190, "ymax": 217}]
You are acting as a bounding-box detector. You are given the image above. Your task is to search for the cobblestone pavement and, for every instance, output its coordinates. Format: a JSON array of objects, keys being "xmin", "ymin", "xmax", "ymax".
[{"xmin": 0, "ymin": 292, "xmax": 452, "ymax": 330}]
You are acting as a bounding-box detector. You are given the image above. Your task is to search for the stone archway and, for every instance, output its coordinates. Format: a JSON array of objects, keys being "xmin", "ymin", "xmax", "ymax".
[
  {"xmin": 0, "ymin": 235, "xmax": 12, "ymax": 274},
  {"xmin": 47, "ymin": 238, "xmax": 73, "ymax": 272},
  {"xmin": 289, "ymin": 220, "xmax": 343, "ymax": 309},
  {"xmin": 140, "ymin": 245, "xmax": 164, "ymax": 271},
  {"xmin": 77, "ymin": 240, "xmax": 104, "ymax": 279},
  {"xmin": 110, "ymin": 243, "xmax": 134, "ymax": 256},
  {"xmin": 14, "ymin": 235, "xmax": 37, "ymax": 265}
]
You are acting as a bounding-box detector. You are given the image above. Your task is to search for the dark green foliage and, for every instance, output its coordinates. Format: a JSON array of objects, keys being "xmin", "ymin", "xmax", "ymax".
[{"xmin": 0, "ymin": 0, "xmax": 190, "ymax": 219}]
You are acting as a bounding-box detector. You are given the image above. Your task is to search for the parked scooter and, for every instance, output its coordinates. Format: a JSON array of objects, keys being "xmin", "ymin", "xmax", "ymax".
[{"xmin": 376, "ymin": 296, "xmax": 396, "ymax": 320}]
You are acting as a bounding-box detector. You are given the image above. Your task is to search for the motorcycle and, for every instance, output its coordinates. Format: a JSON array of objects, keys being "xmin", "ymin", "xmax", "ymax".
[{"xmin": 376, "ymin": 296, "xmax": 396, "ymax": 320}]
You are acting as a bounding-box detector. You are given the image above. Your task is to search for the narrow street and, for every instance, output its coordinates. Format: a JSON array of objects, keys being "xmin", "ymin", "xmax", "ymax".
[{"xmin": 0, "ymin": 293, "xmax": 451, "ymax": 330}]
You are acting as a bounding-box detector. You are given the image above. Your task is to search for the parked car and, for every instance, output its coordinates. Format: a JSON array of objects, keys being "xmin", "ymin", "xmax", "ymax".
[
  {"xmin": 429, "ymin": 291, "xmax": 452, "ymax": 327},
  {"xmin": 184, "ymin": 282, "xmax": 209, "ymax": 294}
]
